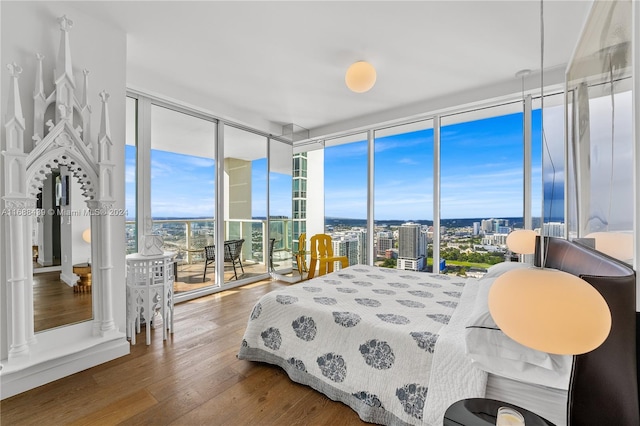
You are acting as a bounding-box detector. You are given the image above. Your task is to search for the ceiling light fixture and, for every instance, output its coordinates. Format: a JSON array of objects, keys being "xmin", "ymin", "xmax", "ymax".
[{"xmin": 345, "ymin": 61, "xmax": 376, "ymax": 93}]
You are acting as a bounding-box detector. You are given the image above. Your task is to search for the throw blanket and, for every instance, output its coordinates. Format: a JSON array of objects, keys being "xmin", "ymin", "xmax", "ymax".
[{"xmin": 238, "ymin": 265, "xmax": 486, "ymax": 425}]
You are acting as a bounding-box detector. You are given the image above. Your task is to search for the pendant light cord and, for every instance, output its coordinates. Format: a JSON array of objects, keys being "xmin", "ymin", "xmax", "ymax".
[{"xmin": 607, "ymin": 53, "xmax": 615, "ymax": 230}]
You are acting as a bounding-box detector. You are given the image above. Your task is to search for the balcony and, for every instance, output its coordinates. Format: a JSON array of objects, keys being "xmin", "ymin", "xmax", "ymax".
[{"xmin": 126, "ymin": 218, "xmax": 294, "ymax": 294}]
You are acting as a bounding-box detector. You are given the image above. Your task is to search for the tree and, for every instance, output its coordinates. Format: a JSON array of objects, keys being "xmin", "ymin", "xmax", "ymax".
[{"xmin": 381, "ymin": 258, "xmax": 397, "ymax": 268}]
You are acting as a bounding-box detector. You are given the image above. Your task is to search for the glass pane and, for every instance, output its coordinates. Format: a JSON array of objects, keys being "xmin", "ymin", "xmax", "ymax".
[
  {"xmin": 440, "ymin": 104, "xmax": 524, "ymax": 277},
  {"xmin": 150, "ymin": 105, "xmax": 216, "ymax": 293},
  {"xmin": 374, "ymin": 119, "xmax": 434, "ymax": 272},
  {"xmin": 223, "ymin": 125, "xmax": 267, "ymax": 283},
  {"xmin": 324, "ymin": 133, "xmax": 368, "ymax": 268},
  {"xmin": 269, "ymin": 139, "xmax": 293, "ymax": 277}
]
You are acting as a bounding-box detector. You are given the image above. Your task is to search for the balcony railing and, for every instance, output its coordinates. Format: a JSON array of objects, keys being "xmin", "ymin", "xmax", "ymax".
[{"xmin": 125, "ymin": 217, "xmax": 292, "ymax": 269}]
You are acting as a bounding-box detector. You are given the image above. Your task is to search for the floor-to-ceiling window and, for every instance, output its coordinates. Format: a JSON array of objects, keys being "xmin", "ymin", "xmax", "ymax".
[
  {"xmin": 323, "ymin": 133, "xmax": 368, "ymax": 268},
  {"xmin": 439, "ymin": 103, "xmax": 524, "ymax": 277},
  {"xmin": 374, "ymin": 120, "xmax": 434, "ymax": 272}
]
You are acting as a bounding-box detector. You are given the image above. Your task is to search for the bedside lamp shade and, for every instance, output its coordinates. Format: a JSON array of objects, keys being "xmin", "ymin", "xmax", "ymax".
[
  {"xmin": 488, "ymin": 268, "xmax": 611, "ymax": 355},
  {"xmin": 506, "ymin": 229, "xmax": 537, "ymax": 254},
  {"xmin": 585, "ymin": 231, "xmax": 634, "ymax": 262},
  {"xmin": 345, "ymin": 61, "xmax": 376, "ymax": 93}
]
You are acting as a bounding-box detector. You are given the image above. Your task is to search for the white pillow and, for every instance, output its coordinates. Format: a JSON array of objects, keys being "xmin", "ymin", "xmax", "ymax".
[
  {"xmin": 465, "ymin": 263, "xmax": 572, "ymax": 390},
  {"xmin": 482, "ymin": 261, "xmax": 532, "ymax": 280}
]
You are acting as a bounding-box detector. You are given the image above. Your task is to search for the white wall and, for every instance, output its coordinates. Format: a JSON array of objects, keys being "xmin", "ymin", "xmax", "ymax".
[{"xmin": 0, "ymin": 1, "xmax": 127, "ymax": 388}]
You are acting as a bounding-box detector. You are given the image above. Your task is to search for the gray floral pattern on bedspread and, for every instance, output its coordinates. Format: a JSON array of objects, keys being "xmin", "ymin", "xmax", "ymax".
[{"xmin": 238, "ymin": 265, "xmax": 481, "ymax": 425}]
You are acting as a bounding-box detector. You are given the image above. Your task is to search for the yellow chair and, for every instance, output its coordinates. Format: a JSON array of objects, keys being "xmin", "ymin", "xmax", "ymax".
[
  {"xmin": 295, "ymin": 233, "xmax": 308, "ymax": 277},
  {"xmin": 307, "ymin": 234, "xmax": 348, "ymax": 279}
]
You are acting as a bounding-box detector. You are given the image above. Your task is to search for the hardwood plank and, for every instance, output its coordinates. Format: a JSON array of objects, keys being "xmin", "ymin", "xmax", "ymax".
[
  {"xmin": 0, "ymin": 279, "xmax": 369, "ymax": 425},
  {"xmin": 68, "ymin": 388, "xmax": 158, "ymax": 425}
]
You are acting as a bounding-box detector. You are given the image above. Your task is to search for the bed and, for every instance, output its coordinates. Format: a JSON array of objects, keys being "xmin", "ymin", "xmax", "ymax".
[{"xmin": 237, "ymin": 237, "xmax": 639, "ymax": 426}]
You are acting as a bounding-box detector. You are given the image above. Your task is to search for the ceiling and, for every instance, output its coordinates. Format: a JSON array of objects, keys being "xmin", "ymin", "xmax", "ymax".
[{"xmin": 74, "ymin": 1, "xmax": 593, "ymax": 138}]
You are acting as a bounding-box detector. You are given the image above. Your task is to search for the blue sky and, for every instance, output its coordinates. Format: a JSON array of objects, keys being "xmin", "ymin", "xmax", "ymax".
[
  {"xmin": 324, "ymin": 110, "xmax": 549, "ymax": 220},
  {"xmin": 126, "ymin": 108, "xmax": 560, "ymax": 221}
]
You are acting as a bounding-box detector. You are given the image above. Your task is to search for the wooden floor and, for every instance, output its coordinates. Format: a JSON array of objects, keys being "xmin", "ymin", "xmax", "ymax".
[{"xmin": 1, "ymin": 279, "xmax": 367, "ymax": 425}]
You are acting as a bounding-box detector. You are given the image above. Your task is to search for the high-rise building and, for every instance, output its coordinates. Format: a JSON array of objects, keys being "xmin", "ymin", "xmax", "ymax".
[
  {"xmin": 292, "ymin": 152, "xmax": 308, "ymax": 257},
  {"xmin": 376, "ymin": 231, "xmax": 394, "ymax": 258},
  {"xmin": 398, "ymin": 222, "xmax": 425, "ymax": 271},
  {"xmin": 481, "ymin": 219, "xmax": 494, "ymax": 234},
  {"xmin": 353, "ymin": 228, "xmax": 368, "ymax": 265},
  {"xmin": 399, "ymin": 222, "xmax": 420, "ymax": 258},
  {"xmin": 473, "ymin": 222, "xmax": 480, "ymax": 235},
  {"xmin": 331, "ymin": 233, "xmax": 359, "ymax": 268}
]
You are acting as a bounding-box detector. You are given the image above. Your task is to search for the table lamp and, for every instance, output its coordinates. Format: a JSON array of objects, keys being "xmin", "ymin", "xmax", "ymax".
[
  {"xmin": 489, "ymin": 234, "xmax": 613, "ymax": 425},
  {"xmin": 490, "ymin": 231, "xmax": 611, "ymax": 355}
]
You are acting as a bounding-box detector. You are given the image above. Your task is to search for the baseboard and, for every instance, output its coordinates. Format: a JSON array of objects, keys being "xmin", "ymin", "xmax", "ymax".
[{"xmin": 0, "ymin": 337, "xmax": 129, "ymax": 399}]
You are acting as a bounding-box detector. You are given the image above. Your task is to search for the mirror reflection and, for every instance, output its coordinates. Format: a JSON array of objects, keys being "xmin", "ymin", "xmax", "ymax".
[
  {"xmin": 565, "ymin": 0, "xmax": 634, "ymax": 264},
  {"xmin": 33, "ymin": 169, "xmax": 92, "ymax": 332}
]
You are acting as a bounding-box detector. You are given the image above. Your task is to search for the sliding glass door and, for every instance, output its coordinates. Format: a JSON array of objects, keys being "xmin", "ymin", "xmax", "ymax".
[
  {"xmin": 149, "ymin": 104, "xmax": 217, "ymax": 294},
  {"xmin": 222, "ymin": 125, "xmax": 268, "ymax": 284},
  {"xmin": 269, "ymin": 139, "xmax": 293, "ymax": 277}
]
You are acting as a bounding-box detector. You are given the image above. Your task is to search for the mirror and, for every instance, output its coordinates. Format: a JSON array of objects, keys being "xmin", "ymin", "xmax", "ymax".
[
  {"xmin": 565, "ymin": 0, "xmax": 634, "ymax": 264},
  {"xmin": 33, "ymin": 169, "xmax": 92, "ymax": 332},
  {"xmin": 2, "ymin": 13, "xmax": 120, "ymax": 368}
]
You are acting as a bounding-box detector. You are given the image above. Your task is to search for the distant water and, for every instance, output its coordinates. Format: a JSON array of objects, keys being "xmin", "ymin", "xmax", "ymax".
[
  {"xmin": 141, "ymin": 216, "xmax": 556, "ymax": 229},
  {"xmin": 326, "ymin": 217, "xmax": 537, "ymax": 229}
]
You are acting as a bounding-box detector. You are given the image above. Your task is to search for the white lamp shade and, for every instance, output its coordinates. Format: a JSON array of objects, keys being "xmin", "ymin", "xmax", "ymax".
[
  {"xmin": 506, "ymin": 229, "xmax": 537, "ymax": 255},
  {"xmin": 585, "ymin": 231, "xmax": 634, "ymax": 262},
  {"xmin": 488, "ymin": 268, "xmax": 611, "ymax": 355},
  {"xmin": 345, "ymin": 61, "xmax": 376, "ymax": 93},
  {"xmin": 82, "ymin": 228, "xmax": 91, "ymax": 244}
]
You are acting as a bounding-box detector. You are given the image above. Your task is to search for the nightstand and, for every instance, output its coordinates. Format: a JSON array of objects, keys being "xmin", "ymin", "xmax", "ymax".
[{"xmin": 444, "ymin": 398, "xmax": 556, "ymax": 426}]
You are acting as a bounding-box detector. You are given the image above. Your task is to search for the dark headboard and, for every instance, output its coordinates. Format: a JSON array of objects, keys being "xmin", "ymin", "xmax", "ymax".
[{"xmin": 535, "ymin": 237, "xmax": 639, "ymax": 426}]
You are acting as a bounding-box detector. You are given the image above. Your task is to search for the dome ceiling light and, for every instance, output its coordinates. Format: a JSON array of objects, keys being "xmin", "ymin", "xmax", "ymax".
[{"xmin": 345, "ymin": 61, "xmax": 376, "ymax": 93}]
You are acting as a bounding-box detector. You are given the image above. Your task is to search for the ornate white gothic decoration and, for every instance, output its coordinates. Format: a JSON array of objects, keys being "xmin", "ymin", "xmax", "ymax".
[{"xmin": 2, "ymin": 15, "xmax": 117, "ymax": 360}]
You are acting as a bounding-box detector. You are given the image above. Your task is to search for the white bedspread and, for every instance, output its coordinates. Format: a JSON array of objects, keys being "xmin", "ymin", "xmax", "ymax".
[{"xmin": 238, "ymin": 265, "xmax": 487, "ymax": 425}]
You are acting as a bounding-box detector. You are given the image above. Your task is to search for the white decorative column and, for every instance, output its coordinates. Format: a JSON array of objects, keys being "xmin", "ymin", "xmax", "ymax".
[
  {"xmin": 94, "ymin": 91, "xmax": 116, "ymax": 335},
  {"xmin": 2, "ymin": 63, "xmax": 34, "ymax": 358}
]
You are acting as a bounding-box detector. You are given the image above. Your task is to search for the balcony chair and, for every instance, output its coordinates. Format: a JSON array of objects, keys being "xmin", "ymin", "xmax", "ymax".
[
  {"xmin": 295, "ymin": 233, "xmax": 308, "ymax": 278},
  {"xmin": 202, "ymin": 245, "xmax": 215, "ymax": 282},
  {"xmin": 307, "ymin": 234, "xmax": 348, "ymax": 279},
  {"xmin": 269, "ymin": 238, "xmax": 276, "ymax": 272},
  {"xmin": 224, "ymin": 239, "xmax": 245, "ymax": 280}
]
